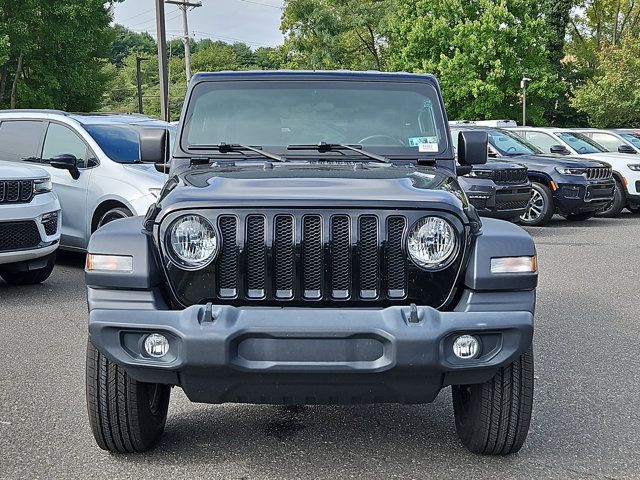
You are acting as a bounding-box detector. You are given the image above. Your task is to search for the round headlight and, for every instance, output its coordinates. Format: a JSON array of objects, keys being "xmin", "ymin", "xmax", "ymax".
[
  {"xmin": 407, "ymin": 216, "xmax": 458, "ymax": 270},
  {"xmin": 167, "ymin": 214, "xmax": 219, "ymax": 270}
]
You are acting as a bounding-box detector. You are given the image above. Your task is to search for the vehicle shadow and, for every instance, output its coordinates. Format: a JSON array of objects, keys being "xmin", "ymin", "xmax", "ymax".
[{"xmin": 56, "ymin": 250, "xmax": 86, "ymax": 268}]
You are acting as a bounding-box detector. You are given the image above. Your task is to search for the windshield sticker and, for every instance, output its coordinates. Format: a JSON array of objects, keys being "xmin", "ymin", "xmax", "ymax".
[
  {"xmin": 419, "ymin": 142, "xmax": 439, "ymax": 153},
  {"xmin": 408, "ymin": 136, "xmax": 439, "ymax": 148}
]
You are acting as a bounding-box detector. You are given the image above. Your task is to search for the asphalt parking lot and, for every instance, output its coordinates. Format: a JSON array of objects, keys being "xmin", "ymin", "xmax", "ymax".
[{"xmin": 1, "ymin": 214, "xmax": 639, "ymax": 480}]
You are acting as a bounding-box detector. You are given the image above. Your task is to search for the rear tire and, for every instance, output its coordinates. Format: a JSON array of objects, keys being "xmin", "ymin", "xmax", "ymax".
[
  {"xmin": 597, "ymin": 180, "xmax": 625, "ymax": 218},
  {"xmin": 86, "ymin": 340, "xmax": 170, "ymax": 453},
  {"xmin": 96, "ymin": 206, "xmax": 132, "ymax": 231},
  {"xmin": 452, "ymin": 347, "xmax": 534, "ymax": 455},
  {"xmin": 519, "ymin": 183, "xmax": 554, "ymax": 227},
  {"xmin": 0, "ymin": 252, "xmax": 56, "ymax": 285}
]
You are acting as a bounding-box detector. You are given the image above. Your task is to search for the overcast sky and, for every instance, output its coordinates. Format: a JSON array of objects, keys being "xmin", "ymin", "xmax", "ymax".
[{"xmin": 112, "ymin": 0, "xmax": 285, "ymax": 48}]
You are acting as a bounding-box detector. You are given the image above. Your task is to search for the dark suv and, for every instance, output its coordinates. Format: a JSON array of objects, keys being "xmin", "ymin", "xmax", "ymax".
[
  {"xmin": 85, "ymin": 71, "xmax": 537, "ymax": 456},
  {"xmin": 450, "ymin": 126, "xmax": 615, "ymax": 226}
]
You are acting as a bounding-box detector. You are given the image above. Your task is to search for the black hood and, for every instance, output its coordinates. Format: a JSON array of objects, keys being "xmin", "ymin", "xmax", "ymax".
[
  {"xmin": 158, "ymin": 162, "xmax": 468, "ymax": 214},
  {"xmin": 497, "ymin": 154, "xmax": 609, "ymax": 169}
]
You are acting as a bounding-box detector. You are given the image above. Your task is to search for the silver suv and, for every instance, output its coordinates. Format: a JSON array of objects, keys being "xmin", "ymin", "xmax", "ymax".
[
  {"xmin": 0, "ymin": 160, "xmax": 61, "ymax": 284},
  {"xmin": 0, "ymin": 110, "xmax": 174, "ymax": 251}
]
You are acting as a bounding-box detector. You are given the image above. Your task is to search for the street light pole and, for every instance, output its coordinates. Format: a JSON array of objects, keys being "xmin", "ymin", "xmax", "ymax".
[
  {"xmin": 521, "ymin": 76, "xmax": 531, "ymax": 126},
  {"xmin": 135, "ymin": 56, "xmax": 146, "ymax": 114},
  {"xmin": 155, "ymin": 0, "xmax": 170, "ymax": 121}
]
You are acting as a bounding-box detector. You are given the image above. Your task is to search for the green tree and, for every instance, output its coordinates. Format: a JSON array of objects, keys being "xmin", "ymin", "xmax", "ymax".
[
  {"xmin": 0, "ymin": 0, "xmax": 117, "ymax": 110},
  {"xmin": 281, "ymin": 0, "xmax": 391, "ymax": 70},
  {"xmin": 387, "ymin": 0, "xmax": 563, "ymax": 124},
  {"xmin": 572, "ymin": 36, "xmax": 640, "ymax": 127},
  {"xmin": 110, "ymin": 24, "xmax": 156, "ymax": 68}
]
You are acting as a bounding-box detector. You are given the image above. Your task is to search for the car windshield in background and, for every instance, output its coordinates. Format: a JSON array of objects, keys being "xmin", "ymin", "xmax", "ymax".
[
  {"xmin": 557, "ymin": 132, "xmax": 607, "ymax": 154},
  {"xmin": 486, "ymin": 129, "xmax": 542, "ymax": 156},
  {"xmin": 85, "ymin": 124, "xmax": 176, "ymax": 163},
  {"xmin": 182, "ymin": 80, "xmax": 448, "ymax": 157},
  {"xmin": 619, "ymin": 132, "xmax": 640, "ymax": 148}
]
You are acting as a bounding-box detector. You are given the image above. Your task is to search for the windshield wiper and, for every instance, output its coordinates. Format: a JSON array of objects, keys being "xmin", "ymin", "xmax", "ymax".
[
  {"xmin": 191, "ymin": 143, "xmax": 285, "ymax": 163},
  {"xmin": 287, "ymin": 142, "xmax": 391, "ymax": 164}
]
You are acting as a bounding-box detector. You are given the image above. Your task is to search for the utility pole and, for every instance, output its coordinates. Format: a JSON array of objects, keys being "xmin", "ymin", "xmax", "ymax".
[
  {"xmin": 135, "ymin": 56, "xmax": 146, "ymax": 114},
  {"xmin": 155, "ymin": 0, "xmax": 170, "ymax": 121},
  {"xmin": 166, "ymin": 0, "xmax": 202, "ymax": 83},
  {"xmin": 521, "ymin": 76, "xmax": 531, "ymax": 126}
]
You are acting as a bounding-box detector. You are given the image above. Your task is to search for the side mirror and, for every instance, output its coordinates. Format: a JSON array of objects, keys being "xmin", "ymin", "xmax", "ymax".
[
  {"xmin": 457, "ymin": 130, "xmax": 488, "ymax": 166},
  {"xmin": 139, "ymin": 128, "xmax": 168, "ymax": 163},
  {"xmin": 49, "ymin": 154, "xmax": 80, "ymax": 179},
  {"xmin": 618, "ymin": 144, "xmax": 637, "ymax": 154},
  {"xmin": 550, "ymin": 144, "xmax": 570, "ymax": 155}
]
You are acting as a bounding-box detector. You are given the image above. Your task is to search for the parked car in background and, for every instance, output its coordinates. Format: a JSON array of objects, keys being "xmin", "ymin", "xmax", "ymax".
[
  {"xmin": 0, "ymin": 161, "xmax": 61, "ymax": 284},
  {"xmin": 0, "ymin": 111, "xmax": 174, "ymax": 251},
  {"xmin": 571, "ymin": 128, "xmax": 640, "ymax": 155},
  {"xmin": 507, "ymin": 127, "xmax": 640, "ymax": 216},
  {"xmin": 458, "ymin": 160, "xmax": 531, "ymax": 221},
  {"xmin": 452, "ymin": 125, "xmax": 615, "ymax": 226}
]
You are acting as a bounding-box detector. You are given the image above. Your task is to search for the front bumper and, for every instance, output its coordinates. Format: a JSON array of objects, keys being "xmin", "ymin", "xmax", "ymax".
[
  {"xmin": 555, "ymin": 179, "xmax": 615, "ymax": 214},
  {"xmin": 88, "ymin": 290, "xmax": 534, "ymax": 405}
]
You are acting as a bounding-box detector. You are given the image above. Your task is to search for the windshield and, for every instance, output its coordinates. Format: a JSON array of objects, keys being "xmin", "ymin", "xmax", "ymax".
[
  {"xmin": 182, "ymin": 80, "xmax": 448, "ymax": 157},
  {"xmin": 85, "ymin": 124, "xmax": 177, "ymax": 163},
  {"xmin": 557, "ymin": 132, "xmax": 607, "ymax": 154},
  {"xmin": 619, "ymin": 132, "xmax": 640, "ymax": 148},
  {"xmin": 450, "ymin": 128, "xmax": 541, "ymax": 157}
]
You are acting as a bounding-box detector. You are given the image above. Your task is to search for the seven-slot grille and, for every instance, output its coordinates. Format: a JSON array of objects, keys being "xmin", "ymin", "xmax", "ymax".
[
  {"xmin": 493, "ymin": 168, "xmax": 528, "ymax": 184},
  {"xmin": 0, "ymin": 221, "xmax": 41, "ymax": 251},
  {"xmin": 585, "ymin": 167, "xmax": 612, "ymax": 180},
  {"xmin": 213, "ymin": 212, "xmax": 409, "ymax": 302},
  {"xmin": 0, "ymin": 180, "xmax": 35, "ymax": 204}
]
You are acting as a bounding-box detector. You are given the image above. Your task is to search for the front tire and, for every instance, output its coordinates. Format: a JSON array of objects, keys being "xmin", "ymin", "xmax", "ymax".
[
  {"xmin": 452, "ymin": 347, "xmax": 534, "ymax": 455},
  {"xmin": 96, "ymin": 206, "xmax": 132, "ymax": 231},
  {"xmin": 86, "ymin": 341, "xmax": 170, "ymax": 453},
  {"xmin": 597, "ymin": 180, "xmax": 625, "ymax": 218},
  {"xmin": 519, "ymin": 183, "xmax": 554, "ymax": 227},
  {"xmin": 0, "ymin": 252, "xmax": 56, "ymax": 285}
]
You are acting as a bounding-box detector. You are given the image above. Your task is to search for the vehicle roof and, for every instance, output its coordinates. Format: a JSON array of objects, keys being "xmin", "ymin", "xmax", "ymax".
[
  {"xmin": 0, "ymin": 109, "xmax": 170, "ymax": 127},
  {"xmin": 190, "ymin": 70, "xmax": 440, "ymax": 86}
]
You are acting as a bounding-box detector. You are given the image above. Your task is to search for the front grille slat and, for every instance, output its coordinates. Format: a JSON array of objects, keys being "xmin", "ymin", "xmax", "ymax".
[
  {"xmin": 273, "ymin": 215, "xmax": 295, "ymax": 299},
  {"xmin": 245, "ymin": 215, "xmax": 267, "ymax": 298},
  {"xmin": 494, "ymin": 168, "xmax": 528, "ymax": 185},
  {"xmin": 358, "ymin": 216, "xmax": 379, "ymax": 299},
  {"xmin": 218, "ymin": 216, "xmax": 239, "ymax": 298},
  {"xmin": 585, "ymin": 167, "xmax": 612, "ymax": 180},
  {"xmin": 330, "ymin": 215, "xmax": 351, "ymax": 299},
  {"xmin": 387, "ymin": 217, "xmax": 407, "ymax": 298},
  {"xmin": 302, "ymin": 215, "xmax": 323, "ymax": 299}
]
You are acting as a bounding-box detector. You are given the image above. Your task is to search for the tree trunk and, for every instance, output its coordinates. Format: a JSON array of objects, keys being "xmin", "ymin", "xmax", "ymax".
[
  {"xmin": 10, "ymin": 53, "xmax": 24, "ymax": 109},
  {"xmin": 0, "ymin": 65, "xmax": 7, "ymax": 104}
]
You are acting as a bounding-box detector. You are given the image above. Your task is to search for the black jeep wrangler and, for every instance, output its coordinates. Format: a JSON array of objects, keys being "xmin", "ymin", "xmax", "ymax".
[{"xmin": 85, "ymin": 71, "xmax": 537, "ymax": 455}]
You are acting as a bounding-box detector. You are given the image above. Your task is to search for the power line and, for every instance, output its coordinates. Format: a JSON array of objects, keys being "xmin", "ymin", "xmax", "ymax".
[
  {"xmin": 117, "ymin": 7, "xmax": 156, "ymax": 24},
  {"xmin": 193, "ymin": 30, "xmax": 277, "ymax": 48},
  {"xmin": 165, "ymin": 1, "xmax": 203, "ymax": 82},
  {"xmin": 233, "ymin": 0, "xmax": 283, "ymax": 9}
]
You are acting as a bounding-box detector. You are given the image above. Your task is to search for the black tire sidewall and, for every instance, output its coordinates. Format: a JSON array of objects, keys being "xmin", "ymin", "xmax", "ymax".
[
  {"xmin": 520, "ymin": 182, "xmax": 554, "ymax": 227},
  {"xmin": 0, "ymin": 252, "xmax": 56, "ymax": 285},
  {"xmin": 597, "ymin": 180, "xmax": 625, "ymax": 218},
  {"xmin": 96, "ymin": 207, "xmax": 132, "ymax": 231}
]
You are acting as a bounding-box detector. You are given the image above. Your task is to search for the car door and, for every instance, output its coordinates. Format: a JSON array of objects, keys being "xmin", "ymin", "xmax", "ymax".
[{"xmin": 38, "ymin": 122, "xmax": 95, "ymax": 249}]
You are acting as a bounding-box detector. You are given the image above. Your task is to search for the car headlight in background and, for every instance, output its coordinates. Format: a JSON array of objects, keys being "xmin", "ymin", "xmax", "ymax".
[
  {"xmin": 34, "ymin": 178, "xmax": 52, "ymax": 193},
  {"xmin": 167, "ymin": 214, "xmax": 219, "ymax": 270},
  {"xmin": 465, "ymin": 169, "xmax": 493, "ymax": 179},
  {"xmin": 627, "ymin": 164, "xmax": 640, "ymax": 171},
  {"xmin": 407, "ymin": 216, "xmax": 458, "ymax": 270},
  {"xmin": 555, "ymin": 167, "xmax": 586, "ymax": 176}
]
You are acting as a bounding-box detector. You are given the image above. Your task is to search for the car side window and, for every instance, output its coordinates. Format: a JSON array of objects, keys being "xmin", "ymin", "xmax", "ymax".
[
  {"xmin": 0, "ymin": 120, "xmax": 46, "ymax": 162},
  {"xmin": 42, "ymin": 123, "xmax": 89, "ymax": 168},
  {"xmin": 591, "ymin": 133, "xmax": 623, "ymax": 152},
  {"xmin": 524, "ymin": 131, "xmax": 557, "ymax": 153}
]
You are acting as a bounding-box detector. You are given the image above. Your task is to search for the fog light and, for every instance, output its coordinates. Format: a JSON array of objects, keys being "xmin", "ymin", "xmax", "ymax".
[
  {"xmin": 144, "ymin": 333, "xmax": 169, "ymax": 358},
  {"xmin": 453, "ymin": 335, "xmax": 480, "ymax": 359}
]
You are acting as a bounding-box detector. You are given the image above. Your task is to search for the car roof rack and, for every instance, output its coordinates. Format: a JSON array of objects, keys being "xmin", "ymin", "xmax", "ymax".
[{"xmin": 0, "ymin": 108, "xmax": 69, "ymax": 115}]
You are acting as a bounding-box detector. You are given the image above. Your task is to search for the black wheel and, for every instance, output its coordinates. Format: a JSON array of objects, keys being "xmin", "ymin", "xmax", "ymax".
[
  {"xmin": 86, "ymin": 340, "xmax": 170, "ymax": 453},
  {"xmin": 0, "ymin": 252, "xmax": 56, "ymax": 285},
  {"xmin": 564, "ymin": 212, "xmax": 595, "ymax": 221},
  {"xmin": 597, "ymin": 181, "xmax": 625, "ymax": 218},
  {"xmin": 519, "ymin": 183, "xmax": 554, "ymax": 227},
  {"xmin": 452, "ymin": 346, "xmax": 534, "ymax": 455},
  {"xmin": 96, "ymin": 206, "xmax": 132, "ymax": 231}
]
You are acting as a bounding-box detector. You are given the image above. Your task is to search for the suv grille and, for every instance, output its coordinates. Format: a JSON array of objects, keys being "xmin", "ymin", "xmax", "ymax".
[
  {"xmin": 0, "ymin": 180, "xmax": 35, "ymax": 204},
  {"xmin": 493, "ymin": 168, "xmax": 528, "ymax": 184},
  {"xmin": 0, "ymin": 221, "xmax": 41, "ymax": 251},
  {"xmin": 585, "ymin": 167, "xmax": 612, "ymax": 180},
  {"xmin": 213, "ymin": 211, "xmax": 410, "ymax": 302}
]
